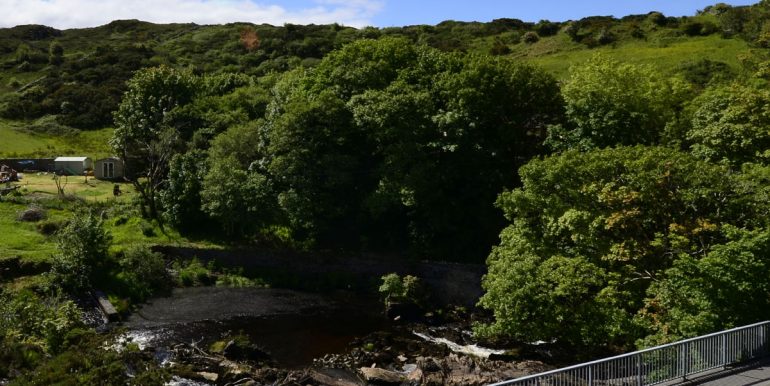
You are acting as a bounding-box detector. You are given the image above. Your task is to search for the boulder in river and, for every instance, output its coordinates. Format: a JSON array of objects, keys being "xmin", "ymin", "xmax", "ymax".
[
  {"xmin": 222, "ymin": 339, "xmax": 270, "ymax": 362},
  {"xmin": 359, "ymin": 366, "xmax": 406, "ymax": 385}
]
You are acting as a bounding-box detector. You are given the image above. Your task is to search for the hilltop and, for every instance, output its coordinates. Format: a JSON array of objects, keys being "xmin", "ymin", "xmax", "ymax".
[{"xmin": 0, "ymin": 3, "xmax": 768, "ymax": 158}]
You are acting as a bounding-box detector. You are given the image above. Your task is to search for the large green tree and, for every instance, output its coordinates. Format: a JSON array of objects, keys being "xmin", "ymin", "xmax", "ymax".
[
  {"xmin": 687, "ymin": 84, "xmax": 770, "ymax": 167},
  {"xmin": 238, "ymin": 37, "xmax": 564, "ymax": 258},
  {"xmin": 478, "ymin": 146, "xmax": 765, "ymax": 348},
  {"xmin": 110, "ymin": 66, "xmax": 200, "ymax": 221},
  {"xmin": 546, "ymin": 55, "xmax": 688, "ymax": 151}
]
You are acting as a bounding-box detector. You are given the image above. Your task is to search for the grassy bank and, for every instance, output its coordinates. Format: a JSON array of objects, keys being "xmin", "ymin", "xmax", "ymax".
[{"xmin": 0, "ymin": 120, "xmax": 113, "ymax": 159}]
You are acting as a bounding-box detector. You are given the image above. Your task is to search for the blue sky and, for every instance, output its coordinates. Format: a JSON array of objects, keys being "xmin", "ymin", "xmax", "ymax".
[
  {"xmin": 0, "ymin": 0, "xmax": 759, "ymax": 29},
  {"xmin": 370, "ymin": 1, "xmax": 758, "ymax": 27}
]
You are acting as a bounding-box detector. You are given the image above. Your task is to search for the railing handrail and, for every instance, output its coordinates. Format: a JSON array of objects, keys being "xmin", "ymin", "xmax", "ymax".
[{"xmin": 489, "ymin": 320, "xmax": 770, "ymax": 386}]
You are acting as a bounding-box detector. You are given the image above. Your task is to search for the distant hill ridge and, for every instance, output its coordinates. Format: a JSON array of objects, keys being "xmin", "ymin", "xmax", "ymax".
[{"xmin": 0, "ymin": 2, "xmax": 766, "ymax": 133}]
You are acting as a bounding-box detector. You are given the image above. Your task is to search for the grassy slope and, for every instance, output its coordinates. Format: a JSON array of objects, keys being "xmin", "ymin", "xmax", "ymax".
[
  {"xmin": 0, "ymin": 17, "xmax": 757, "ymax": 266},
  {"xmin": 0, "ymin": 202, "xmax": 62, "ymax": 261},
  {"xmin": 509, "ymin": 33, "xmax": 750, "ymax": 80},
  {"xmin": 0, "ymin": 121, "xmax": 113, "ymax": 158},
  {"xmin": 1, "ymin": 173, "xmax": 215, "ymax": 265}
]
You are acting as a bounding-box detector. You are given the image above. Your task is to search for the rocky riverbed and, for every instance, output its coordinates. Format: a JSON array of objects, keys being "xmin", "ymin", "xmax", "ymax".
[{"xmin": 114, "ymin": 287, "xmax": 550, "ymax": 385}]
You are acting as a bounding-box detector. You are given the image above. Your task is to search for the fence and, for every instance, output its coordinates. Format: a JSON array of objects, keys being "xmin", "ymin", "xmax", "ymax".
[{"xmin": 490, "ymin": 321, "xmax": 770, "ymax": 386}]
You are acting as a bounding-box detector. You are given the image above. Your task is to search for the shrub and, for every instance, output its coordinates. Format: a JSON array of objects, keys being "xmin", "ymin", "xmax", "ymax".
[
  {"xmin": 17, "ymin": 206, "xmax": 46, "ymax": 222},
  {"xmin": 522, "ymin": 31, "xmax": 540, "ymax": 44},
  {"xmin": 0, "ymin": 290, "xmax": 82, "ymax": 355},
  {"xmin": 489, "ymin": 38, "xmax": 511, "ymax": 55},
  {"xmin": 564, "ymin": 22, "xmax": 580, "ymax": 41},
  {"xmin": 117, "ymin": 245, "xmax": 169, "ymax": 300},
  {"xmin": 648, "ymin": 12, "xmax": 667, "ymax": 26},
  {"xmin": 535, "ymin": 20, "xmax": 560, "ymax": 36},
  {"xmin": 682, "ymin": 21, "xmax": 718, "ymax": 36},
  {"xmin": 6, "ymin": 77, "xmax": 20, "ymax": 88},
  {"xmin": 175, "ymin": 258, "xmax": 212, "ymax": 287},
  {"xmin": 36, "ymin": 220, "xmax": 64, "ymax": 235},
  {"xmin": 596, "ymin": 28, "xmax": 616, "ymax": 45},
  {"xmin": 378, "ymin": 273, "xmax": 427, "ymax": 307},
  {"xmin": 677, "ymin": 59, "xmax": 734, "ymax": 87},
  {"xmin": 50, "ymin": 209, "xmax": 111, "ymax": 292},
  {"xmin": 139, "ymin": 220, "xmax": 155, "ymax": 237},
  {"xmin": 216, "ymin": 273, "xmax": 267, "ymax": 288}
]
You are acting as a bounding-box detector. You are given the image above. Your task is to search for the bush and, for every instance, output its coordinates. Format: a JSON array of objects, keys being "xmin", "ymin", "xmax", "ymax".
[
  {"xmin": 648, "ymin": 12, "xmax": 667, "ymax": 26},
  {"xmin": 139, "ymin": 220, "xmax": 155, "ymax": 237},
  {"xmin": 489, "ymin": 38, "xmax": 511, "ymax": 55},
  {"xmin": 522, "ymin": 31, "xmax": 540, "ymax": 44},
  {"xmin": 596, "ymin": 28, "xmax": 616, "ymax": 45},
  {"xmin": 50, "ymin": 209, "xmax": 111, "ymax": 292},
  {"xmin": 0, "ymin": 290, "xmax": 82, "ymax": 356},
  {"xmin": 682, "ymin": 21, "xmax": 719, "ymax": 36},
  {"xmin": 6, "ymin": 77, "xmax": 20, "ymax": 88},
  {"xmin": 378, "ymin": 273, "xmax": 427, "ymax": 308},
  {"xmin": 36, "ymin": 220, "xmax": 64, "ymax": 235},
  {"xmin": 17, "ymin": 206, "xmax": 46, "ymax": 222},
  {"xmin": 535, "ymin": 20, "xmax": 560, "ymax": 36},
  {"xmin": 26, "ymin": 115, "xmax": 79, "ymax": 137},
  {"xmin": 117, "ymin": 245, "xmax": 169, "ymax": 301},
  {"xmin": 677, "ymin": 59, "xmax": 734, "ymax": 87},
  {"xmin": 175, "ymin": 258, "xmax": 212, "ymax": 287},
  {"xmin": 564, "ymin": 22, "xmax": 580, "ymax": 41}
]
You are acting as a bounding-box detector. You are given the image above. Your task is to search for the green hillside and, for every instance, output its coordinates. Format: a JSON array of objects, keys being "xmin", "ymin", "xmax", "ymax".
[
  {"xmin": 0, "ymin": 4, "xmax": 765, "ymax": 134},
  {"xmin": 7, "ymin": 3, "xmax": 770, "ymax": 383}
]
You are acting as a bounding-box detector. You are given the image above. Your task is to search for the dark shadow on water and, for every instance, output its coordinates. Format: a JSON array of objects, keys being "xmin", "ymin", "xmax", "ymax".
[{"xmin": 126, "ymin": 287, "xmax": 389, "ymax": 368}]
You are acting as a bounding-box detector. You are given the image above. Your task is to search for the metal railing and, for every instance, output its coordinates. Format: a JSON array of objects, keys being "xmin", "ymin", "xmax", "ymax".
[{"xmin": 490, "ymin": 321, "xmax": 770, "ymax": 386}]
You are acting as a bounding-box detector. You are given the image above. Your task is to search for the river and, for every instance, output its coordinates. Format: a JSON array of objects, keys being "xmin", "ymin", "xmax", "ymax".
[{"xmin": 123, "ymin": 287, "xmax": 388, "ymax": 368}]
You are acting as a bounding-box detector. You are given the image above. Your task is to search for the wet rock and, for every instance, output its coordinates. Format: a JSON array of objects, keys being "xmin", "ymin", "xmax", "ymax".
[
  {"xmin": 385, "ymin": 302, "xmax": 422, "ymax": 322},
  {"xmin": 222, "ymin": 339, "xmax": 270, "ymax": 362},
  {"xmin": 422, "ymin": 372, "xmax": 444, "ymax": 386},
  {"xmin": 406, "ymin": 368, "xmax": 423, "ymax": 383},
  {"xmin": 196, "ymin": 372, "xmax": 218, "ymax": 382},
  {"xmin": 416, "ymin": 357, "xmax": 442, "ymax": 373},
  {"xmin": 359, "ymin": 367, "xmax": 405, "ymax": 385},
  {"xmin": 310, "ymin": 369, "xmax": 361, "ymax": 386}
]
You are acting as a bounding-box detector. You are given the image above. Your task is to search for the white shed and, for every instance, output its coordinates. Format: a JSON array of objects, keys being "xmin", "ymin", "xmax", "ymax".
[{"xmin": 54, "ymin": 156, "xmax": 93, "ymax": 175}]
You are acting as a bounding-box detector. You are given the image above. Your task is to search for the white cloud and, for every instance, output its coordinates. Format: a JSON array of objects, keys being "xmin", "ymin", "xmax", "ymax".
[{"xmin": 0, "ymin": 0, "xmax": 384, "ymax": 29}]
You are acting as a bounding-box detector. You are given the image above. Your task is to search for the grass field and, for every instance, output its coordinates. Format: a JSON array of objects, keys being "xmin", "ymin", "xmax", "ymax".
[
  {"xmin": 513, "ymin": 34, "xmax": 751, "ymax": 80},
  {"xmin": 0, "ymin": 202, "xmax": 62, "ymax": 262},
  {"xmin": 0, "ymin": 173, "xmax": 212, "ymax": 265},
  {"xmin": 16, "ymin": 173, "xmax": 134, "ymax": 202},
  {"xmin": 0, "ymin": 120, "xmax": 114, "ymax": 159}
]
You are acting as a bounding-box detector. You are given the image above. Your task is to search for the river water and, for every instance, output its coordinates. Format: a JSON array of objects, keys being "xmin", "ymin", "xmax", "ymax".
[{"xmin": 124, "ymin": 287, "xmax": 388, "ymax": 368}]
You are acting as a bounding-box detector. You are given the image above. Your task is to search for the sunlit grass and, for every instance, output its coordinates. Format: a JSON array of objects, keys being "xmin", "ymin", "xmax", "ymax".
[
  {"xmin": 509, "ymin": 34, "xmax": 750, "ymax": 80},
  {"xmin": 0, "ymin": 120, "xmax": 114, "ymax": 159},
  {"xmin": 18, "ymin": 173, "xmax": 133, "ymax": 203},
  {"xmin": 0, "ymin": 202, "xmax": 61, "ymax": 262}
]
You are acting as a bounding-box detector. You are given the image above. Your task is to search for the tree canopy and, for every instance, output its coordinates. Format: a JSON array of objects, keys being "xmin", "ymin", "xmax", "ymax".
[
  {"xmin": 478, "ymin": 146, "xmax": 770, "ymax": 348},
  {"xmin": 546, "ymin": 55, "xmax": 688, "ymax": 151}
]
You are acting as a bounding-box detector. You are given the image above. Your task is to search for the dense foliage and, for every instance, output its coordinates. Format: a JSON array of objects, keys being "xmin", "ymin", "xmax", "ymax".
[
  {"xmin": 478, "ymin": 146, "xmax": 770, "ymax": 348},
  {"xmin": 6, "ymin": 2, "xmax": 770, "ymax": 370},
  {"xmin": 50, "ymin": 209, "xmax": 111, "ymax": 292},
  {"xmin": 546, "ymin": 56, "xmax": 689, "ymax": 151},
  {"xmin": 189, "ymin": 38, "xmax": 563, "ymax": 258}
]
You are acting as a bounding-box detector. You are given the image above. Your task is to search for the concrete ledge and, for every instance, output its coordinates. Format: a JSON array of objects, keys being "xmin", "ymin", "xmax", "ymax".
[{"xmin": 93, "ymin": 290, "xmax": 119, "ymax": 322}]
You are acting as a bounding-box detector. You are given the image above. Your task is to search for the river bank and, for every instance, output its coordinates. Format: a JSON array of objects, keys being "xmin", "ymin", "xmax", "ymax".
[{"xmin": 116, "ymin": 287, "xmax": 550, "ymax": 385}]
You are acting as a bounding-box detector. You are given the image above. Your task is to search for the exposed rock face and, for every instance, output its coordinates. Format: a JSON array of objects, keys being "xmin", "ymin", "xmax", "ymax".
[
  {"xmin": 310, "ymin": 369, "xmax": 361, "ymax": 386},
  {"xmin": 222, "ymin": 339, "xmax": 270, "ymax": 362},
  {"xmin": 412, "ymin": 354, "xmax": 551, "ymax": 386},
  {"xmin": 359, "ymin": 367, "xmax": 406, "ymax": 385}
]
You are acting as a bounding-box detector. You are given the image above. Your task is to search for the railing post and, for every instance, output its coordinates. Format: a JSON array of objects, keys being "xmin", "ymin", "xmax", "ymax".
[
  {"xmin": 588, "ymin": 365, "xmax": 592, "ymax": 386},
  {"xmin": 722, "ymin": 333, "xmax": 727, "ymax": 367},
  {"xmin": 680, "ymin": 342, "xmax": 688, "ymax": 379},
  {"xmin": 636, "ymin": 354, "xmax": 643, "ymax": 386}
]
